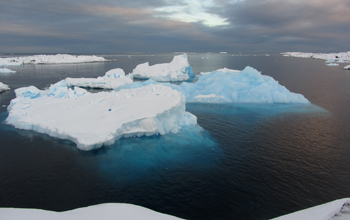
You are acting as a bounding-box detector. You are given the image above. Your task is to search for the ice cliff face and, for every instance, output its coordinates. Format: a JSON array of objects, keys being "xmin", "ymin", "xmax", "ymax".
[
  {"xmin": 131, "ymin": 54, "xmax": 195, "ymax": 81},
  {"xmin": 6, "ymin": 81, "xmax": 197, "ymax": 151}
]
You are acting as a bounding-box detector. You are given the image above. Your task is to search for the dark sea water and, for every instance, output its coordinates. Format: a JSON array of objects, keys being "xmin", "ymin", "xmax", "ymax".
[{"xmin": 0, "ymin": 53, "xmax": 350, "ymax": 219}]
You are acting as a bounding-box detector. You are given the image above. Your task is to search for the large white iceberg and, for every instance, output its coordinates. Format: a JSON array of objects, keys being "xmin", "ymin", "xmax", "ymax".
[
  {"xmin": 6, "ymin": 81, "xmax": 197, "ymax": 151},
  {"xmin": 0, "ymin": 82, "xmax": 10, "ymax": 93},
  {"xmin": 65, "ymin": 68, "xmax": 133, "ymax": 89},
  {"xmin": 0, "ymin": 203, "xmax": 182, "ymax": 220},
  {"xmin": 272, "ymin": 198, "xmax": 350, "ymax": 220},
  {"xmin": 120, "ymin": 67, "xmax": 310, "ymax": 104},
  {"xmin": 0, "ymin": 68, "xmax": 16, "ymax": 73},
  {"xmin": 282, "ymin": 51, "xmax": 350, "ymax": 63},
  {"xmin": 131, "ymin": 54, "xmax": 195, "ymax": 81},
  {"xmin": 0, "ymin": 54, "xmax": 108, "ymax": 66}
]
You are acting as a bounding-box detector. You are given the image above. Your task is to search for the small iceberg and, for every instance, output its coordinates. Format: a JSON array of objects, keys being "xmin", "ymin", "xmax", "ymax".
[
  {"xmin": 65, "ymin": 68, "xmax": 133, "ymax": 89},
  {"xmin": 0, "ymin": 82, "xmax": 10, "ymax": 93},
  {"xmin": 131, "ymin": 54, "xmax": 195, "ymax": 81},
  {"xmin": 6, "ymin": 81, "xmax": 197, "ymax": 151},
  {"xmin": 282, "ymin": 51, "xmax": 350, "ymax": 63},
  {"xmin": 326, "ymin": 63, "xmax": 339, "ymax": 66},
  {"xmin": 344, "ymin": 65, "xmax": 350, "ymax": 70},
  {"xmin": 0, "ymin": 68, "xmax": 16, "ymax": 73},
  {"xmin": 0, "ymin": 54, "xmax": 108, "ymax": 66}
]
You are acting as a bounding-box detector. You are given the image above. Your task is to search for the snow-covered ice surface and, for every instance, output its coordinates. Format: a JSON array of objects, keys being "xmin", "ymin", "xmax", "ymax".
[
  {"xmin": 5, "ymin": 81, "xmax": 197, "ymax": 151},
  {"xmin": 0, "ymin": 82, "xmax": 10, "ymax": 93},
  {"xmin": 120, "ymin": 66, "xmax": 309, "ymax": 104},
  {"xmin": 0, "ymin": 68, "xmax": 16, "ymax": 73},
  {"xmin": 66, "ymin": 68, "xmax": 133, "ymax": 89},
  {"xmin": 272, "ymin": 198, "xmax": 350, "ymax": 220},
  {"xmin": 282, "ymin": 51, "xmax": 350, "ymax": 62},
  {"xmin": 0, "ymin": 54, "xmax": 108, "ymax": 66},
  {"xmin": 0, "ymin": 203, "xmax": 183, "ymax": 220},
  {"xmin": 131, "ymin": 54, "xmax": 195, "ymax": 81},
  {"xmin": 200, "ymin": 67, "xmax": 240, "ymax": 75}
]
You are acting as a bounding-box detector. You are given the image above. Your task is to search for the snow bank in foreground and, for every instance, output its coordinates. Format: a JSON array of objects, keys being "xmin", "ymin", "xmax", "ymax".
[
  {"xmin": 6, "ymin": 81, "xmax": 196, "ymax": 151},
  {"xmin": 66, "ymin": 68, "xmax": 133, "ymax": 89},
  {"xmin": 131, "ymin": 54, "xmax": 195, "ymax": 81},
  {"xmin": 0, "ymin": 68, "xmax": 16, "ymax": 73},
  {"xmin": 0, "ymin": 54, "xmax": 108, "ymax": 66},
  {"xmin": 180, "ymin": 66, "xmax": 310, "ymax": 103},
  {"xmin": 282, "ymin": 51, "xmax": 350, "ymax": 62},
  {"xmin": 0, "ymin": 203, "xmax": 182, "ymax": 220},
  {"xmin": 0, "ymin": 82, "xmax": 10, "ymax": 93},
  {"xmin": 272, "ymin": 198, "xmax": 350, "ymax": 220}
]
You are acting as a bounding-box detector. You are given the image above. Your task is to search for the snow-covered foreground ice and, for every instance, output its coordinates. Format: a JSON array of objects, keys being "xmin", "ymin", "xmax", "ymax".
[
  {"xmin": 66, "ymin": 68, "xmax": 133, "ymax": 89},
  {"xmin": 0, "ymin": 203, "xmax": 183, "ymax": 220},
  {"xmin": 0, "ymin": 54, "xmax": 108, "ymax": 66},
  {"xmin": 119, "ymin": 66, "xmax": 310, "ymax": 104},
  {"xmin": 0, "ymin": 82, "xmax": 10, "ymax": 93},
  {"xmin": 0, "ymin": 68, "xmax": 16, "ymax": 73},
  {"xmin": 131, "ymin": 54, "xmax": 195, "ymax": 81},
  {"xmin": 5, "ymin": 81, "xmax": 197, "ymax": 151},
  {"xmin": 282, "ymin": 51, "xmax": 350, "ymax": 63},
  {"xmin": 272, "ymin": 198, "xmax": 350, "ymax": 220}
]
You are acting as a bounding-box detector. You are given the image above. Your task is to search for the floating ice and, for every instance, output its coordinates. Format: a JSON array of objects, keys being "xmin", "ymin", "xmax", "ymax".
[
  {"xmin": 0, "ymin": 54, "xmax": 108, "ymax": 66},
  {"xmin": 0, "ymin": 82, "xmax": 10, "ymax": 93},
  {"xmin": 0, "ymin": 203, "xmax": 183, "ymax": 220},
  {"xmin": 131, "ymin": 54, "xmax": 195, "ymax": 81},
  {"xmin": 180, "ymin": 66, "xmax": 310, "ymax": 104},
  {"xmin": 344, "ymin": 65, "xmax": 350, "ymax": 70},
  {"xmin": 200, "ymin": 67, "xmax": 240, "ymax": 75},
  {"xmin": 0, "ymin": 68, "xmax": 16, "ymax": 73},
  {"xmin": 272, "ymin": 198, "xmax": 350, "ymax": 220},
  {"xmin": 66, "ymin": 68, "xmax": 133, "ymax": 89},
  {"xmin": 326, "ymin": 63, "xmax": 339, "ymax": 66},
  {"xmin": 282, "ymin": 51, "xmax": 350, "ymax": 63},
  {"xmin": 6, "ymin": 81, "xmax": 197, "ymax": 151}
]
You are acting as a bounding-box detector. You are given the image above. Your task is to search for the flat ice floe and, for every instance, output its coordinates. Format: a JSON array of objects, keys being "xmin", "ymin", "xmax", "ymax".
[
  {"xmin": 0, "ymin": 54, "xmax": 108, "ymax": 66},
  {"xmin": 0, "ymin": 203, "xmax": 182, "ymax": 220},
  {"xmin": 282, "ymin": 51, "xmax": 350, "ymax": 63},
  {"xmin": 5, "ymin": 81, "xmax": 197, "ymax": 151},
  {"xmin": 0, "ymin": 82, "xmax": 10, "ymax": 93},
  {"xmin": 65, "ymin": 68, "xmax": 133, "ymax": 89},
  {"xmin": 272, "ymin": 198, "xmax": 350, "ymax": 220},
  {"xmin": 344, "ymin": 65, "xmax": 350, "ymax": 70},
  {"xmin": 0, "ymin": 68, "xmax": 16, "ymax": 73},
  {"xmin": 131, "ymin": 54, "xmax": 195, "ymax": 81}
]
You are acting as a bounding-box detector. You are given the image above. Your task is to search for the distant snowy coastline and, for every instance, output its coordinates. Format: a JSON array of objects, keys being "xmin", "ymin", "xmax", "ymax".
[
  {"xmin": 282, "ymin": 51, "xmax": 350, "ymax": 63},
  {"xmin": 0, "ymin": 54, "xmax": 108, "ymax": 66}
]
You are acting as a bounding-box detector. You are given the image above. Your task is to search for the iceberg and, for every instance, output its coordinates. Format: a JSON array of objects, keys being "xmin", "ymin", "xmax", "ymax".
[
  {"xmin": 282, "ymin": 51, "xmax": 350, "ymax": 63},
  {"xmin": 65, "ymin": 68, "xmax": 133, "ymax": 89},
  {"xmin": 0, "ymin": 82, "xmax": 10, "ymax": 93},
  {"xmin": 344, "ymin": 65, "xmax": 350, "ymax": 70},
  {"xmin": 0, "ymin": 68, "xmax": 16, "ymax": 73},
  {"xmin": 180, "ymin": 66, "xmax": 310, "ymax": 104},
  {"xmin": 326, "ymin": 63, "xmax": 339, "ymax": 66},
  {"xmin": 272, "ymin": 198, "xmax": 350, "ymax": 220},
  {"xmin": 6, "ymin": 81, "xmax": 197, "ymax": 151},
  {"xmin": 131, "ymin": 54, "xmax": 195, "ymax": 81},
  {"xmin": 0, "ymin": 203, "xmax": 183, "ymax": 220},
  {"xmin": 0, "ymin": 54, "xmax": 108, "ymax": 66}
]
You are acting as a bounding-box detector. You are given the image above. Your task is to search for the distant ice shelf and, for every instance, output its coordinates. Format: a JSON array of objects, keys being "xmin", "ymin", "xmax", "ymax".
[
  {"xmin": 0, "ymin": 82, "xmax": 10, "ymax": 93},
  {"xmin": 0, "ymin": 54, "xmax": 108, "ymax": 66},
  {"xmin": 131, "ymin": 54, "xmax": 195, "ymax": 81},
  {"xmin": 282, "ymin": 51, "xmax": 350, "ymax": 63},
  {"xmin": 66, "ymin": 68, "xmax": 133, "ymax": 89},
  {"xmin": 0, "ymin": 68, "xmax": 16, "ymax": 73},
  {"xmin": 5, "ymin": 80, "xmax": 197, "ymax": 151},
  {"xmin": 0, "ymin": 203, "xmax": 183, "ymax": 220}
]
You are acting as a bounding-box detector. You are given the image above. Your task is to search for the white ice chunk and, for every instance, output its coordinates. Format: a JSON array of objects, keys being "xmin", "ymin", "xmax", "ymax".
[
  {"xmin": 272, "ymin": 198, "xmax": 350, "ymax": 220},
  {"xmin": 200, "ymin": 67, "xmax": 240, "ymax": 75},
  {"xmin": 131, "ymin": 54, "xmax": 195, "ymax": 81},
  {"xmin": 344, "ymin": 65, "xmax": 350, "ymax": 70},
  {"xmin": 66, "ymin": 68, "xmax": 133, "ymax": 89},
  {"xmin": 6, "ymin": 81, "xmax": 197, "ymax": 151},
  {"xmin": 0, "ymin": 82, "xmax": 10, "ymax": 93},
  {"xmin": 282, "ymin": 51, "xmax": 350, "ymax": 63},
  {"xmin": 0, "ymin": 68, "xmax": 16, "ymax": 73},
  {"xmin": 180, "ymin": 66, "xmax": 310, "ymax": 104},
  {"xmin": 0, "ymin": 203, "xmax": 183, "ymax": 220},
  {"xmin": 0, "ymin": 54, "xmax": 108, "ymax": 66}
]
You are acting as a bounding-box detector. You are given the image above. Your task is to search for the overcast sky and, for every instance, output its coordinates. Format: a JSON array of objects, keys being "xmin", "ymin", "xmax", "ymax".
[{"xmin": 1, "ymin": 0, "xmax": 349, "ymax": 53}]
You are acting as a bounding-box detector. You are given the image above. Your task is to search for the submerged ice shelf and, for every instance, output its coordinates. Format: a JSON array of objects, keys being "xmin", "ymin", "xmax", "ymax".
[
  {"xmin": 5, "ymin": 81, "xmax": 197, "ymax": 151},
  {"xmin": 131, "ymin": 54, "xmax": 195, "ymax": 81},
  {"xmin": 0, "ymin": 54, "xmax": 108, "ymax": 66}
]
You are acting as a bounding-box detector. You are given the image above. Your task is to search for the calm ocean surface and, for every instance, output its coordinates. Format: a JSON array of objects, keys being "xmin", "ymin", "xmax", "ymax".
[{"xmin": 0, "ymin": 53, "xmax": 350, "ymax": 219}]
